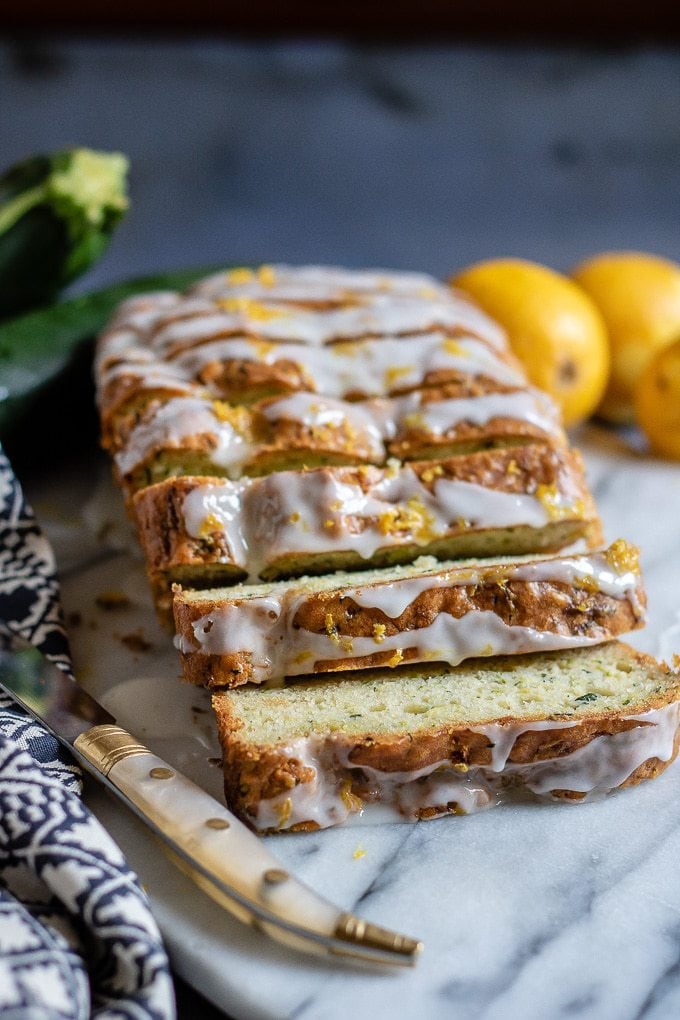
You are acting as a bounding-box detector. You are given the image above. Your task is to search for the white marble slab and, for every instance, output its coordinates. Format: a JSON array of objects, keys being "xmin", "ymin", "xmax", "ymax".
[{"xmin": 22, "ymin": 423, "xmax": 680, "ymax": 1020}]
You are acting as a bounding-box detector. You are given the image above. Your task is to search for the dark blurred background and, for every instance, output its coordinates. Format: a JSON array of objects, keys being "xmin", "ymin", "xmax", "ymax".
[{"xmin": 2, "ymin": 6, "xmax": 680, "ymax": 292}]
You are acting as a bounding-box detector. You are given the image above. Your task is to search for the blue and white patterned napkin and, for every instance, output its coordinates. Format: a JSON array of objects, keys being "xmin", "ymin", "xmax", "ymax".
[{"xmin": 0, "ymin": 444, "xmax": 174, "ymax": 1019}]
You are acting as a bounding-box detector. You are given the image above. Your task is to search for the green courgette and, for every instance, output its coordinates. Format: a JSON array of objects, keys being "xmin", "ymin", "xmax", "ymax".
[{"xmin": 0, "ymin": 148, "xmax": 130, "ymax": 319}]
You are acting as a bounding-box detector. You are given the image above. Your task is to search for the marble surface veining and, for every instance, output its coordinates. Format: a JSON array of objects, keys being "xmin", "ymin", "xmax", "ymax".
[{"xmin": 21, "ymin": 425, "xmax": 680, "ymax": 1020}]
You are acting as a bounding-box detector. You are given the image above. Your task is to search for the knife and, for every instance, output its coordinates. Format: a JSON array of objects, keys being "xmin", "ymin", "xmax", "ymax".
[{"xmin": 0, "ymin": 635, "xmax": 422, "ymax": 967}]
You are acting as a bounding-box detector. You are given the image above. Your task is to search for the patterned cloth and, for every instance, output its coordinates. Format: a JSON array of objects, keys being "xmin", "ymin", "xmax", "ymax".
[{"xmin": 0, "ymin": 445, "xmax": 175, "ymax": 1019}]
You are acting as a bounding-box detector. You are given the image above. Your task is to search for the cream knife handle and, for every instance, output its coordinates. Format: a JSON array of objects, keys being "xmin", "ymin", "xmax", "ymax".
[{"xmin": 73, "ymin": 724, "xmax": 422, "ymax": 965}]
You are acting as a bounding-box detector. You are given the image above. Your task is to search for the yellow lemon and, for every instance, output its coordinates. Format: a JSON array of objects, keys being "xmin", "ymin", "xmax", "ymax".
[
  {"xmin": 635, "ymin": 337, "xmax": 680, "ymax": 459},
  {"xmin": 571, "ymin": 251, "xmax": 680, "ymax": 424},
  {"xmin": 451, "ymin": 258, "xmax": 609, "ymax": 427}
]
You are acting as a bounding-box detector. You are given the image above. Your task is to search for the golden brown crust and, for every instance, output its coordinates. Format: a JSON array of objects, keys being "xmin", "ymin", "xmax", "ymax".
[{"xmin": 99, "ymin": 381, "xmax": 200, "ymax": 450}]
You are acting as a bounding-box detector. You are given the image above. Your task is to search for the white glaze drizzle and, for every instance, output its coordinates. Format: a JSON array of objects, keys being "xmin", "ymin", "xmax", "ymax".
[
  {"xmin": 141, "ymin": 296, "xmax": 500, "ymax": 356},
  {"xmin": 117, "ymin": 382, "xmax": 562, "ymax": 482},
  {"xmin": 257, "ymin": 388, "xmax": 563, "ymax": 447},
  {"xmin": 99, "ymin": 360, "xmax": 200, "ymax": 404},
  {"xmin": 97, "ymin": 332, "xmax": 526, "ymax": 418},
  {"xmin": 163, "ymin": 332, "xmax": 524, "ymax": 395},
  {"xmin": 183, "ymin": 606, "xmax": 604, "ymax": 682},
  {"xmin": 175, "ymin": 542, "xmax": 644, "ymax": 685},
  {"xmin": 97, "ymin": 266, "xmax": 508, "ymax": 360},
  {"xmin": 190, "ymin": 265, "xmax": 455, "ymax": 302},
  {"xmin": 95, "ymin": 329, "xmax": 150, "ymax": 375},
  {"xmin": 181, "ymin": 481, "xmax": 249, "ymax": 566},
  {"xmin": 259, "ymin": 392, "xmax": 386, "ymax": 458},
  {"xmin": 385, "ymin": 388, "xmax": 562, "ymax": 440},
  {"xmin": 114, "ymin": 397, "xmax": 253, "ymax": 479},
  {"xmin": 106, "ymin": 291, "xmax": 180, "ymax": 330},
  {"xmin": 509, "ymin": 555, "xmax": 644, "ymax": 614},
  {"xmin": 177, "ymin": 548, "xmax": 643, "ymax": 682},
  {"xmin": 250, "ymin": 703, "xmax": 679, "ymax": 831}
]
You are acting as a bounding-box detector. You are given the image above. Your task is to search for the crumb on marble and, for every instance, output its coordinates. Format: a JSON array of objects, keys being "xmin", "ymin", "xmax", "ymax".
[
  {"xmin": 120, "ymin": 629, "xmax": 152, "ymax": 653},
  {"xmin": 96, "ymin": 520, "xmax": 115, "ymax": 543},
  {"xmin": 95, "ymin": 590, "xmax": 131, "ymax": 611},
  {"xmin": 353, "ymin": 846, "xmax": 366, "ymax": 860}
]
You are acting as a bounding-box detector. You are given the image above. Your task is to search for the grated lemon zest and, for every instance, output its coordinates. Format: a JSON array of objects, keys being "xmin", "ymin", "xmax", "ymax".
[
  {"xmin": 605, "ymin": 538, "xmax": 641, "ymax": 575},
  {"xmin": 372, "ymin": 623, "xmax": 387, "ymax": 644},
  {"xmin": 226, "ymin": 267, "xmax": 255, "ymax": 284},
  {"xmin": 442, "ymin": 338, "xmax": 468, "ymax": 357},
  {"xmin": 216, "ymin": 297, "xmax": 289, "ymax": 321}
]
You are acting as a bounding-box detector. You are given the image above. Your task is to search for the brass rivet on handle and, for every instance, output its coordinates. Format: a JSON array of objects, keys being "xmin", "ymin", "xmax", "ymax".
[
  {"xmin": 149, "ymin": 767, "xmax": 174, "ymax": 780},
  {"xmin": 263, "ymin": 868, "xmax": 289, "ymax": 885},
  {"xmin": 205, "ymin": 817, "xmax": 230, "ymax": 830}
]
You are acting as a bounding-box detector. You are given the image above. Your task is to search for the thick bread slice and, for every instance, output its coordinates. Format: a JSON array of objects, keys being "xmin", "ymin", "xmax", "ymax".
[
  {"xmin": 174, "ymin": 542, "xmax": 645, "ymax": 687},
  {"xmin": 134, "ymin": 444, "xmax": 601, "ymax": 618},
  {"xmin": 212, "ymin": 643, "xmax": 680, "ymax": 832},
  {"xmin": 111, "ymin": 386, "xmax": 565, "ymax": 495},
  {"xmin": 97, "ymin": 332, "xmax": 527, "ymax": 448},
  {"xmin": 96, "ymin": 266, "xmax": 507, "ymax": 365}
]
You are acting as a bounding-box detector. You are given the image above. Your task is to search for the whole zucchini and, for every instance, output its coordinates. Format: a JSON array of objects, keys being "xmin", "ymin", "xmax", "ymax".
[{"xmin": 0, "ymin": 148, "xmax": 129, "ymax": 319}]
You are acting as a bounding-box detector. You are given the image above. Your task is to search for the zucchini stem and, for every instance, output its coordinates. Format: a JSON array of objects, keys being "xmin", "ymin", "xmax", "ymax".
[{"xmin": 0, "ymin": 183, "xmax": 47, "ymax": 236}]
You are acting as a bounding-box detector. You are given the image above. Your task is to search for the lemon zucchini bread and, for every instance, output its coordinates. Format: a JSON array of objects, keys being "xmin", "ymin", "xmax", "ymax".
[
  {"xmin": 212, "ymin": 643, "xmax": 680, "ymax": 832},
  {"xmin": 174, "ymin": 543, "xmax": 645, "ymax": 687}
]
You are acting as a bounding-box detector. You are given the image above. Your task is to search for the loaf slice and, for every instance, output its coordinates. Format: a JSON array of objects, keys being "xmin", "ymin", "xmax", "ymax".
[
  {"xmin": 134, "ymin": 443, "xmax": 601, "ymax": 617},
  {"xmin": 97, "ymin": 332, "xmax": 527, "ymax": 449},
  {"xmin": 102, "ymin": 266, "xmax": 507, "ymax": 361},
  {"xmin": 111, "ymin": 383, "xmax": 566, "ymax": 494},
  {"xmin": 212, "ymin": 643, "xmax": 680, "ymax": 832},
  {"xmin": 174, "ymin": 541, "xmax": 645, "ymax": 687}
]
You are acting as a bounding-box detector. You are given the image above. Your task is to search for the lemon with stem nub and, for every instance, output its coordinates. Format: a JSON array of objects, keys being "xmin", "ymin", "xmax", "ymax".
[
  {"xmin": 451, "ymin": 258, "xmax": 609, "ymax": 427},
  {"xmin": 571, "ymin": 251, "xmax": 680, "ymax": 424},
  {"xmin": 635, "ymin": 337, "xmax": 680, "ymax": 460}
]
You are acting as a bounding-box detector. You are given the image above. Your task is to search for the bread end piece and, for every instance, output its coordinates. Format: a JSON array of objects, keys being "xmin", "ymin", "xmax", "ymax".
[{"xmin": 213, "ymin": 644, "xmax": 680, "ymax": 832}]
